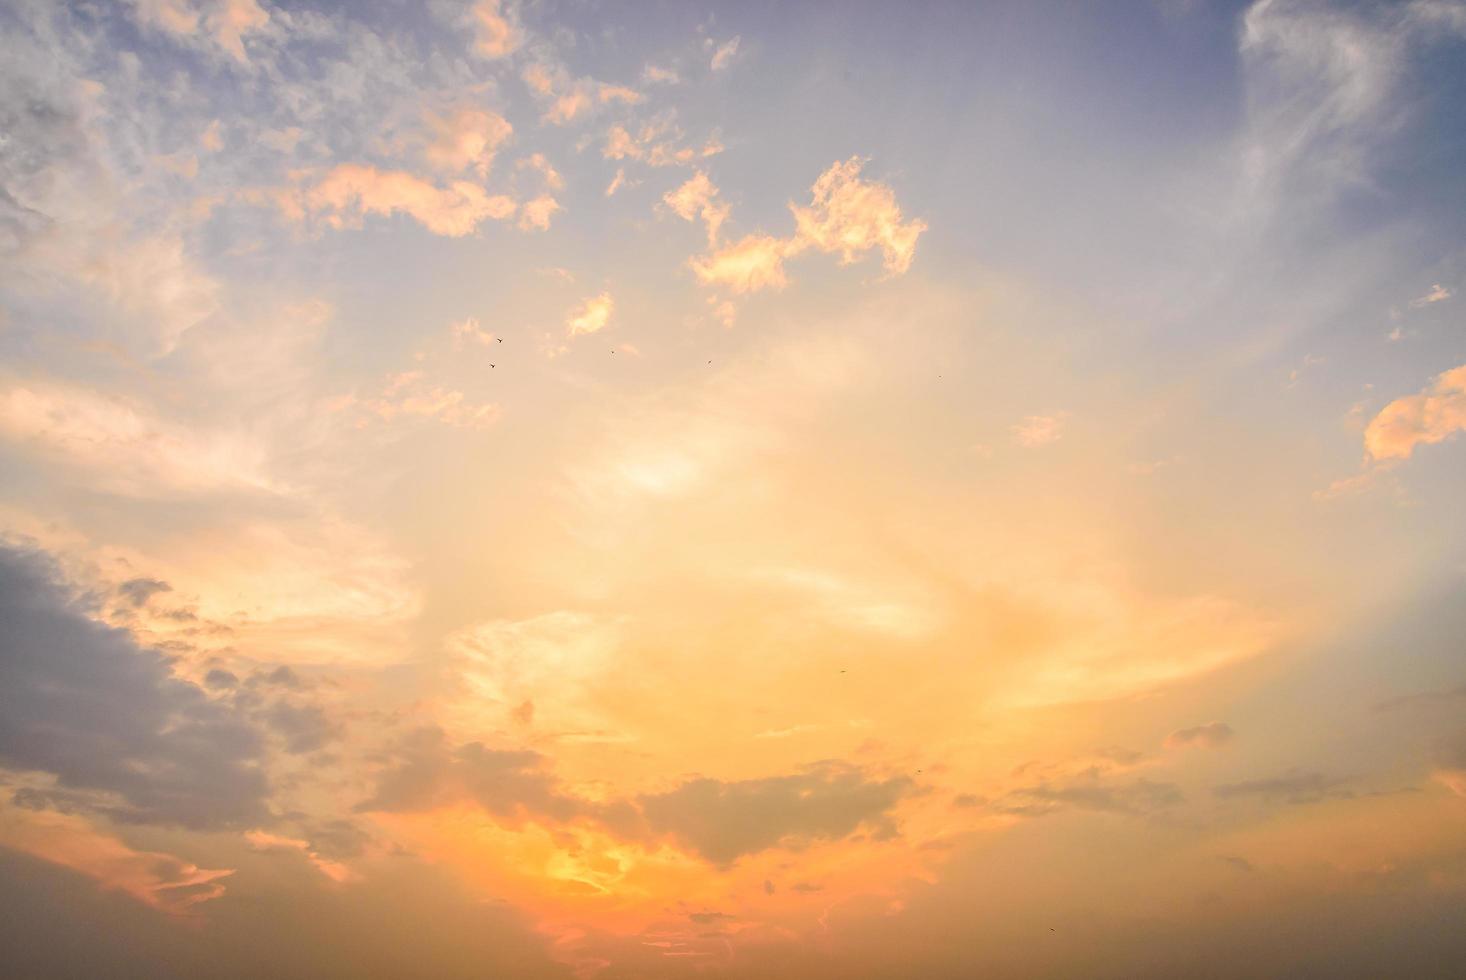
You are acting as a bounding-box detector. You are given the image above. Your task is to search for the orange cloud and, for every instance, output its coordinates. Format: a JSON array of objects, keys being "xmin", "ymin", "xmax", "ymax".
[
  {"xmin": 0, "ymin": 806, "xmax": 233, "ymax": 914},
  {"xmin": 1364, "ymin": 364, "xmax": 1466, "ymax": 460},
  {"xmin": 470, "ymin": 0, "xmax": 519, "ymax": 58},
  {"xmin": 286, "ymin": 164, "xmax": 517, "ymax": 237}
]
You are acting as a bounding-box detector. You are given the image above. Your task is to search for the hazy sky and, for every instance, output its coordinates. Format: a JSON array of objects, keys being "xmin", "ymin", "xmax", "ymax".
[{"xmin": 3, "ymin": 0, "xmax": 1466, "ymax": 976}]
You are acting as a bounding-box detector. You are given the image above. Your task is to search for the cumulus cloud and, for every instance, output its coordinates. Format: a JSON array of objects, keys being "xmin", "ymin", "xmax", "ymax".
[
  {"xmin": 521, "ymin": 62, "xmax": 642, "ymax": 126},
  {"xmin": 422, "ymin": 108, "xmax": 513, "ymax": 177},
  {"xmin": 0, "ymin": 543, "xmax": 270, "ymax": 829},
  {"xmin": 469, "ymin": 0, "xmax": 520, "ymax": 59},
  {"xmin": 275, "ymin": 164, "xmax": 517, "ymax": 238},
  {"xmin": 789, "ymin": 157, "xmax": 927, "ymax": 275},
  {"xmin": 130, "ymin": 0, "xmax": 270, "ymax": 64},
  {"xmin": 1364, "ymin": 364, "xmax": 1466, "ymax": 460},
  {"xmin": 687, "ymin": 157, "xmax": 925, "ymax": 298},
  {"xmin": 517, "ymin": 194, "xmax": 560, "ymax": 232},
  {"xmin": 690, "ymin": 234, "xmax": 794, "ymax": 293},
  {"xmin": 637, "ymin": 762, "xmax": 912, "ymax": 866},
  {"xmin": 603, "ymin": 122, "xmax": 723, "ymax": 168},
  {"xmin": 663, "ymin": 171, "xmax": 729, "ymax": 247},
  {"xmin": 517, "ymin": 152, "xmax": 563, "ymax": 190},
  {"xmin": 566, "ymin": 292, "xmax": 614, "ymax": 336},
  {"xmin": 1164, "ymin": 721, "xmax": 1235, "ymax": 750}
]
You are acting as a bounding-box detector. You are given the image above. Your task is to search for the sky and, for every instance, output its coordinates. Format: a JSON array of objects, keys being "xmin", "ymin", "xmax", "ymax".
[{"xmin": 2, "ymin": 0, "xmax": 1466, "ymax": 976}]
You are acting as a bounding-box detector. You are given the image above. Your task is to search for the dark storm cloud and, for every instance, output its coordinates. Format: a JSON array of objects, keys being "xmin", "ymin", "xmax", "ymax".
[
  {"xmin": 637, "ymin": 762, "xmax": 914, "ymax": 866},
  {"xmin": 0, "ymin": 543, "xmax": 269, "ymax": 829}
]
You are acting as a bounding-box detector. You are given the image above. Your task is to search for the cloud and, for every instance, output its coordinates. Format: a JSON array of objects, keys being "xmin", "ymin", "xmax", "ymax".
[
  {"xmin": 1363, "ymin": 363, "xmax": 1466, "ymax": 460},
  {"xmin": 422, "ymin": 108, "xmax": 513, "ymax": 177},
  {"xmin": 663, "ymin": 171, "xmax": 729, "ymax": 247},
  {"xmin": 637, "ymin": 762, "xmax": 912, "ymax": 866},
  {"xmin": 1010, "ymin": 412, "xmax": 1068, "ymax": 447},
  {"xmin": 687, "ymin": 157, "xmax": 926, "ymax": 297},
  {"xmin": 0, "ymin": 383, "xmax": 279, "ymax": 498},
  {"xmin": 278, "ymin": 164, "xmax": 517, "ymax": 238},
  {"xmin": 0, "ymin": 543, "xmax": 270, "ymax": 829},
  {"xmin": 443, "ymin": 611, "xmax": 625, "ymax": 737},
  {"xmin": 0, "ymin": 805, "xmax": 234, "ymax": 914},
  {"xmin": 451, "ymin": 317, "xmax": 497, "ymax": 347},
  {"xmin": 517, "ymin": 152, "xmax": 563, "ymax": 190},
  {"xmin": 1164, "ymin": 722, "xmax": 1235, "ymax": 750},
  {"xmin": 362, "ymin": 371, "xmax": 501, "ymax": 429},
  {"xmin": 789, "ymin": 157, "xmax": 927, "ymax": 275},
  {"xmin": 1409, "ymin": 283, "xmax": 1453, "ymax": 308},
  {"xmin": 988, "ymin": 770, "xmax": 1183, "ymax": 818},
  {"xmin": 1214, "ymin": 770, "xmax": 1354, "ymax": 805},
  {"xmin": 1431, "ymin": 730, "xmax": 1466, "ymax": 798},
  {"xmin": 603, "ymin": 122, "xmax": 723, "ymax": 168},
  {"xmin": 642, "ymin": 64, "xmax": 680, "ymax": 85},
  {"xmin": 260, "ymin": 701, "xmax": 335, "ymax": 754},
  {"xmin": 117, "ymin": 578, "xmax": 172, "ymax": 609},
  {"xmin": 520, "ymin": 63, "xmax": 641, "ymax": 126},
  {"xmin": 517, "ymin": 194, "xmax": 560, "ymax": 232},
  {"xmin": 244, "ymin": 829, "xmax": 356, "ymax": 883},
  {"xmin": 690, "ymin": 234, "xmax": 794, "ymax": 293},
  {"xmin": 356, "ymin": 727, "xmax": 584, "ymax": 824},
  {"xmin": 130, "ymin": 0, "xmax": 270, "ymax": 64},
  {"xmin": 709, "ymin": 36, "xmax": 741, "ymax": 72},
  {"xmin": 566, "ymin": 292, "xmax": 614, "ymax": 336},
  {"xmin": 469, "ymin": 0, "xmax": 520, "ymax": 59}
]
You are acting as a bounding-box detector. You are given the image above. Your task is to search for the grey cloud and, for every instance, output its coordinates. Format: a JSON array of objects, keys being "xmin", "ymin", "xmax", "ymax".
[
  {"xmin": 1214, "ymin": 770, "xmax": 1354, "ymax": 805},
  {"xmin": 991, "ymin": 777, "xmax": 1184, "ymax": 817},
  {"xmin": 0, "ymin": 543, "xmax": 269, "ymax": 829},
  {"xmin": 261, "ymin": 701, "xmax": 336, "ymax": 754},
  {"xmin": 1164, "ymin": 721, "xmax": 1235, "ymax": 750},
  {"xmin": 356, "ymin": 731, "xmax": 912, "ymax": 865},
  {"xmin": 356, "ymin": 727, "xmax": 584, "ymax": 823},
  {"xmin": 117, "ymin": 577, "xmax": 171, "ymax": 608},
  {"xmin": 204, "ymin": 668, "xmax": 240, "ymax": 689},
  {"xmin": 637, "ymin": 762, "xmax": 914, "ymax": 866}
]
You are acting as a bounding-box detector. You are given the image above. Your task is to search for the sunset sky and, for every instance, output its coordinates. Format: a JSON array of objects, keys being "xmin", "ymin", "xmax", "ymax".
[{"xmin": 3, "ymin": 1, "xmax": 1466, "ymax": 976}]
